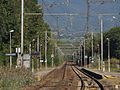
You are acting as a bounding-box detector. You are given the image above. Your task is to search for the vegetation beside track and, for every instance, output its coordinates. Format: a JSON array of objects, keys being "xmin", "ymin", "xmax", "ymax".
[
  {"xmin": 0, "ymin": 67, "xmax": 36, "ymax": 90},
  {"xmin": 100, "ymin": 77, "xmax": 120, "ymax": 89}
]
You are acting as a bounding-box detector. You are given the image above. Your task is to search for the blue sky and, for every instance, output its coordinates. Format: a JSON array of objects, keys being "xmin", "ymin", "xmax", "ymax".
[{"xmin": 38, "ymin": 0, "xmax": 120, "ymax": 38}]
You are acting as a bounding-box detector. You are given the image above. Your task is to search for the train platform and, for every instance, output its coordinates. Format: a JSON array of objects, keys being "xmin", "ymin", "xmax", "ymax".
[
  {"xmin": 89, "ymin": 69, "xmax": 120, "ymax": 78},
  {"xmin": 77, "ymin": 67, "xmax": 120, "ymax": 79}
]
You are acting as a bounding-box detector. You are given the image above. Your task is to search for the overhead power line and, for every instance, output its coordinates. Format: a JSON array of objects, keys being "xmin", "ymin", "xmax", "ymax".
[
  {"xmin": 89, "ymin": 0, "xmax": 116, "ymax": 3},
  {"xmin": 85, "ymin": 0, "xmax": 117, "ymax": 33},
  {"xmin": 24, "ymin": 13, "xmax": 119, "ymax": 16}
]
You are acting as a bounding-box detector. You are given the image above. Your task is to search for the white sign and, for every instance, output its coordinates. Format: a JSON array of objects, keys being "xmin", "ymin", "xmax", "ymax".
[
  {"xmin": 85, "ymin": 55, "xmax": 88, "ymax": 58},
  {"xmin": 23, "ymin": 54, "xmax": 30, "ymax": 60},
  {"xmin": 23, "ymin": 54, "xmax": 30, "ymax": 68},
  {"xmin": 16, "ymin": 48, "xmax": 20, "ymax": 53},
  {"xmin": 51, "ymin": 54, "xmax": 54, "ymax": 58},
  {"xmin": 23, "ymin": 61, "xmax": 30, "ymax": 68},
  {"xmin": 40, "ymin": 59, "xmax": 44, "ymax": 62},
  {"xmin": 5, "ymin": 53, "xmax": 16, "ymax": 56}
]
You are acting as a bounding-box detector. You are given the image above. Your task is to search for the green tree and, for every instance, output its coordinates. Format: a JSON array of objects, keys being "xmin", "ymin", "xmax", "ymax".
[
  {"xmin": 0, "ymin": 0, "xmax": 52, "ymax": 66},
  {"xmin": 104, "ymin": 27, "xmax": 120, "ymax": 59}
]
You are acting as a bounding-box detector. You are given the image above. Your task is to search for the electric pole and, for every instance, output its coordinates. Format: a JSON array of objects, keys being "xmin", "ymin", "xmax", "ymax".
[
  {"xmin": 107, "ymin": 38, "xmax": 110, "ymax": 72},
  {"xmin": 57, "ymin": 16, "xmax": 60, "ymax": 39},
  {"xmin": 21, "ymin": 0, "xmax": 24, "ymax": 67},
  {"xmin": 99, "ymin": 15, "xmax": 104, "ymax": 71},
  {"xmin": 91, "ymin": 32, "xmax": 94, "ymax": 64},
  {"xmin": 45, "ymin": 31, "xmax": 47, "ymax": 69},
  {"xmin": 86, "ymin": 0, "xmax": 90, "ymax": 33},
  {"xmin": 97, "ymin": 44, "xmax": 101, "ymax": 70},
  {"xmin": 80, "ymin": 45, "xmax": 83, "ymax": 66},
  {"xmin": 84, "ymin": 39, "xmax": 86, "ymax": 67},
  {"xmin": 37, "ymin": 34, "xmax": 40, "ymax": 71},
  {"xmin": 89, "ymin": 32, "xmax": 94, "ymax": 68},
  {"xmin": 70, "ymin": 14, "xmax": 73, "ymax": 28}
]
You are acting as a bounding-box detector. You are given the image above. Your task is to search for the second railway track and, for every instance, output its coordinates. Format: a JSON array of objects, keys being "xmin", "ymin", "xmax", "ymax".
[{"xmin": 71, "ymin": 65, "xmax": 104, "ymax": 90}]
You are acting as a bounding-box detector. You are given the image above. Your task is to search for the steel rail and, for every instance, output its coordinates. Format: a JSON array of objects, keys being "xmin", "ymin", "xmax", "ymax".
[
  {"xmin": 71, "ymin": 66, "xmax": 85, "ymax": 90},
  {"xmin": 62, "ymin": 62, "xmax": 67, "ymax": 80},
  {"xmin": 76, "ymin": 67, "xmax": 104, "ymax": 90}
]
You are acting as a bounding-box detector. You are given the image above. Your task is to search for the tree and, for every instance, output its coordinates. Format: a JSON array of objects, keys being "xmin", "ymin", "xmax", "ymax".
[
  {"xmin": 104, "ymin": 27, "xmax": 120, "ymax": 59},
  {"xmin": 0, "ymin": 0, "xmax": 52, "ymax": 66}
]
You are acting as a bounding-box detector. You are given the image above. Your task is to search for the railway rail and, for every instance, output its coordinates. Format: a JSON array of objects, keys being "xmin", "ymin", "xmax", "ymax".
[
  {"xmin": 23, "ymin": 62, "xmax": 104, "ymax": 90},
  {"xmin": 72, "ymin": 65, "xmax": 104, "ymax": 90}
]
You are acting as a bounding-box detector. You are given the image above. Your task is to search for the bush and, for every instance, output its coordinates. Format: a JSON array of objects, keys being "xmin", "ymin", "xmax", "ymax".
[
  {"xmin": 105, "ymin": 58, "xmax": 120, "ymax": 72},
  {"xmin": 0, "ymin": 67, "xmax": 36, "ymax": 90}
]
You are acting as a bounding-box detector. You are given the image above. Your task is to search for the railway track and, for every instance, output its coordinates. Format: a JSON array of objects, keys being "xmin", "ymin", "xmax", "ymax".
[
  {"xmin": 23, "ymin": 62, "xmax": 104, "ymax": 90},
  {"xmin": 71, "ymin": 65, "xmax": 104, "ymax": 90}
]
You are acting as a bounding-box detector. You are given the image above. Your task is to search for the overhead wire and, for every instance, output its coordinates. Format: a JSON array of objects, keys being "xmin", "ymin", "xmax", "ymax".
[{"xmin": 41, "ymin": 0, "xmax": 75, "ymax": 35}]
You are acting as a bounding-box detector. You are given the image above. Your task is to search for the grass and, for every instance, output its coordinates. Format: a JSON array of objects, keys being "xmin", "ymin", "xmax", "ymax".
[
  {"xmin": 90, "ymin": 58, "xmax": 120, "ymax": 72},
  {"xmin": 0, "ymin": 67, "xmax": 36, "ymax": 90}
]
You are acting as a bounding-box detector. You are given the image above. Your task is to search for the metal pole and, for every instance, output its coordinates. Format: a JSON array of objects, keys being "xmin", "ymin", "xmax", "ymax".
[
  {"xmin": 45, "ymin": 31, "xmax": 47, "ymax": 69},
  {"xmin": 52, "ymin": 57, "xmax": 54, "ymax": 67},
  {"xmin": 80, "ymin": 45, "xmax": 82, "ymax": 66},
  {"xmin": 9, "ymin": 30, "xmax": 14, "ymax": 68},
  {"xmin": 107, "ymin": 38, "xmax": 111, "ymax": 72},
  {"xmin": 37, "ymin": 35, "xmax": 39, "ymax": 71},
  {"xmin": 51, "ymin": 49, "xmax": 54, "ymax": 67},
  {"xmin": 21, "ymin": 0, "xmax": 24, "ymax": 66},
  {"xmin": 72, "ymin": 53, "xmax": 74, "ymax": 61},
  {"xmin": 29, "ymin": 44, "xmax": 31, "ymax": 69},
  {"xmin": 16, "ymin": 48, "xmax": 20, "ymax": 67},
  {"xmin": 31, "ymin": 40, "xmax": 35, "ymax": 72},
  {"xmin": 97, "ymin": 44, "xmax": 101, "ymax": 70},
  {"xmin": 100, "ymin": 15, "xmax": 104, "ymax": 71},
  {"xmin": 86, "ymin": 0, "xmax": 90, "ymax": 32},
  {"xmin": 32, "ymin": 58, "xmax": 34, "ymax": 72},
  {"xmin": 84, "ymin": 39, "xmax": 86, "ymax": 67},
  {"xmin": 10, "ymin": 32, "xmax": 12, "ymax": 68},
  {"xmin": 37, "ymin": 35, "xmax": 39, "ymax": 52},
  {"xmin": 91, "ymin": 32, "xmax": 94, "ymax": 65},
  {"xmin": 40, "ymin": 44, "xmax": 42, "ymax": 69},
  {"xmin": 57, "ymin": 16, "xmax": 60, "ymax": 39}
]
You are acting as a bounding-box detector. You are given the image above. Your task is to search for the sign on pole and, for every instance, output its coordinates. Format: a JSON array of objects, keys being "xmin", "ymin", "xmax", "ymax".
[
  {"xmin": 40, "ymin": 59, "xmax": 44, "ymax": 62},
  {"xmin": 23, "ymin": 54, "xmax": 30, "ymax": 68},
  {"xmin": 5, "ymin": 53, "xmax": 16, "ymax": 56},
  {"xmin": 23, "ymin": 54, "xmax": 30, "ymax": 60},
  {"xmin": 51, "ymin": 54, "xmax": 54, "ymax": 58}
]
